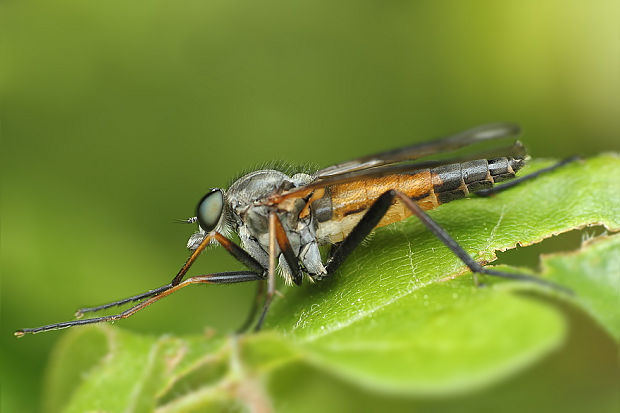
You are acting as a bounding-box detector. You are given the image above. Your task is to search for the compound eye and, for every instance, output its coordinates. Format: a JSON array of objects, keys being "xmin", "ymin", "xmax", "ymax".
[{"xmin": 196, "ymin": 189, "xmax": 224, "ymax": 232}]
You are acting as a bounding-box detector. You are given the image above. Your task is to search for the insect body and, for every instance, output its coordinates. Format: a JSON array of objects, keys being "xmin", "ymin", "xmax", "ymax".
[{"xmin": 15, "ymin": 123, "xmax": 573, "ymax": 336}]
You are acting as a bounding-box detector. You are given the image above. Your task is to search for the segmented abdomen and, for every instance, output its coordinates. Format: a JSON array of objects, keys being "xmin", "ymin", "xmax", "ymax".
[
  {"xmin": 431, "ymin": 157, "xmax": 525, "ymax": 204},
  {"xmin": 313, "ymin": 156, "xmax": 525, "ymax": 244}
]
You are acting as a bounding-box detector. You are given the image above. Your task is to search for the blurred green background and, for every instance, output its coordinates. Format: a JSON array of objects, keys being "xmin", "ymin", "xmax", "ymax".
[{"xmin": 1, "ymin": 0, "xmax": 618, "ymax": 412}]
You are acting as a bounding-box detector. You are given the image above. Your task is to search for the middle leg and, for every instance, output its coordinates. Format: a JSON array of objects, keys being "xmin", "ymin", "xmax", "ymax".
[
  {"xmin": 236, "ymin": 280, "xmax": 265, "ymax": 334},
  {"xmin": 254, "ymin": 211, "xmax": 304, "ymax": 331}
]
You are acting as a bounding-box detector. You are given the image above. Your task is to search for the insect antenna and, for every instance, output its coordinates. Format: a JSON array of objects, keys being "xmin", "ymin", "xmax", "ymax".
[{"xmin": 173, "ymin": 217, "xmax": 198, "ymax": 224}]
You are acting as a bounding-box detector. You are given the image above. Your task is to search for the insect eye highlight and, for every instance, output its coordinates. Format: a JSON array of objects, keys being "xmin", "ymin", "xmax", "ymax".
[{"xmin": 196, "ymin": 189, "xmax": 224, "ymax": 232}]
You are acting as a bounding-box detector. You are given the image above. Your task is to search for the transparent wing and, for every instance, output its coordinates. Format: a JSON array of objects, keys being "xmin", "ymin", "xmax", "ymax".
[
  {"xmin": 271, "ymin": 139, "xmax": 526, "ymax": 202},
  {"xmin": 314, "ymin": 123, "xmax": 521, "ymax": 179},
  {"xmin": 267, "ymin": 124, "xmax": 525, "ymax": 202}
]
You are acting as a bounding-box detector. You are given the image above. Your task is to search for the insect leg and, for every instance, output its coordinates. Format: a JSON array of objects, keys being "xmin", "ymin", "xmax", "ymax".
[
  {"xmin": 325, "ymin": 191, "xmax": 396, "ymax": 274},
  {"xmin": 324, "ymin": 190, "xmax": 570, "ymax": 293},
  {"xmin": 236, "ymin": 280, "xmax": 265, "ymax": 334},
  {"xmin": 476, "ymin": 156, "xmax": 580, "ymax": 197},
  {"xmin": 211, "ymin": 232, "xmax": 270, "ymax": 333},
  {"xmin": 15, "ymin": 271, "xmax": 263, "ymax": 336},
  {"xmin": 271, "ymin": 213, "xmax": 303, "ymax": 285},
  {"xmin": 75, "ymin": 232, "xmax": 216, "ymax": 316},
  {"xmin": 392, "ymin": 191, "xmax": 572, "ymax": 293},
  {"xmin": 76, "ymin": 232, "xmax": 267, "ymax": 317},
  {"xmin": 254, "ymin": 212, "xmax": 294, "ymax": 331},
  {"xmin": 74, "ymin": 284, "xmax": 174, "ymax": 317},
  {"xmin": 212, "ymin": 232, "xmax": 267, "ymax": 276}
]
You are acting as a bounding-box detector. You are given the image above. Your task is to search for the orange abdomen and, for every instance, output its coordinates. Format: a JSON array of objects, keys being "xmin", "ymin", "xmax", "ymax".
[
  {"xmin": 312, "ymin": 171, "xmax": 435, "ymax": 243},
  {"xmin": 313, "ymin": 157, "xmax": 521, "ymax": 243},
  {"xmin": 331, "ymin": 170, "xmax": 436, "ymax": 223}
]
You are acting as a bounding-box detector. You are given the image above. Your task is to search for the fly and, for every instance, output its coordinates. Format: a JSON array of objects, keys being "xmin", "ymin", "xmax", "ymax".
[{"xmin": 15, "ymin": 123, "xmax": 576, "ymax": 336}]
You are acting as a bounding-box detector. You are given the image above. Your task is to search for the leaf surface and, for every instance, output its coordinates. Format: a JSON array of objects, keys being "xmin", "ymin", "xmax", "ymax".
[{"xmin": 544, "ymin": 235, "xmax": 620, "ymax": 340}]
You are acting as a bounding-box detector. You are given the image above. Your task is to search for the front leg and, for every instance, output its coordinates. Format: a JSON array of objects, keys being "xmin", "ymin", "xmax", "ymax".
[
  {"xmin": 76, "ymin": 232, "xmax": 267, "ymax": 317},
  {"xmin": 16, "ymin": 271, "xmax": 264, "ymax": 336}
]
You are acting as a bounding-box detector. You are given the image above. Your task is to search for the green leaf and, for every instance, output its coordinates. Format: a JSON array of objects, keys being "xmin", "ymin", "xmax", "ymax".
[
  {"xmin": 262, "ymin": 154, "xmax": 620, "ymax": 392},
  {"xmin": 42, "ymin": 326, "xmax": 111, "ymax": 413},
  {"xmin": 58, "ymin": 329, "xmax": 180, "ymax": 413},
  {"xmin": 44, "ymin": 327, "xmax": 231, "ymax": 413},
  {"xmin": 543, "ymin": 235, "xmax": 620, "ymax": 340},
  {"xmin": 43, "ymin": 155, "xmax": 620, "ymax": 411}
]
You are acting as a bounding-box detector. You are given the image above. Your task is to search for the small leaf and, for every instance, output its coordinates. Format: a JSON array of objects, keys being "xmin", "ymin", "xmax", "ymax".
[
  {"xmin": 60, "ymin": 329, "xmax": 172, "ymax": 413},
  {"xmin": 543, "ymin": 234, "xmax": 620, "ymax": 340},
  {"xmin": 43, "ymin": 326, "xmax": 111, "ymax": 413},
  {"xmin": 45, "ymin": 327, "xmax": 229, "ymax": 413}
]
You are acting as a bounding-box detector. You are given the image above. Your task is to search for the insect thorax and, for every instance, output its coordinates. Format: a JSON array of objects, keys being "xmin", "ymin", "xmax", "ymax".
[{"xmin": 226, "ymin": 170, "xmax": 326, "ymax": 283}]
